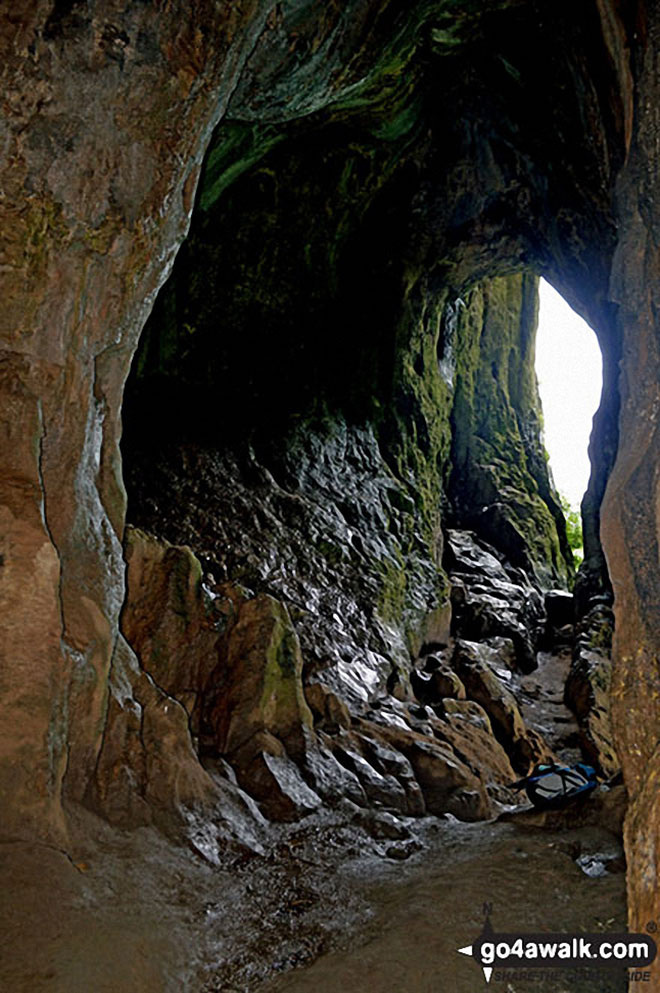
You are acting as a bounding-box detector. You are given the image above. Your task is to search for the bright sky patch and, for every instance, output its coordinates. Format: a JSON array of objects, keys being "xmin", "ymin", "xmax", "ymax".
[{"xmin": 535, "ymin": 279, "xmax": 603, "ymax": 509}]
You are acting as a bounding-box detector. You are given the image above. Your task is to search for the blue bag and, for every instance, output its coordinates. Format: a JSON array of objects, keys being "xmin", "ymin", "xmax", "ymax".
[{"xmin": 511, "ymin": 761, "xmax": 598, "ymax": 809}]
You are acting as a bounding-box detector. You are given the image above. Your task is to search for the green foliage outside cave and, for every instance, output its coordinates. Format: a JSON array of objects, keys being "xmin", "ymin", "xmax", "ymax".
[{"xmin": 560, "ymin": 493, "xmax": 584, "ymax": 564}]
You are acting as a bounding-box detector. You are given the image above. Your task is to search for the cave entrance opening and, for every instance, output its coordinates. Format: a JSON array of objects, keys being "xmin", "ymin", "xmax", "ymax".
[{"xmin": 535, "ymin": 278, "xmax": 603, "ymax": 562}]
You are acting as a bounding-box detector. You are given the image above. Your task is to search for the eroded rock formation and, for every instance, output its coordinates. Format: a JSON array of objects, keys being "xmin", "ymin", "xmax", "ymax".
[{"xmin": 2, "ymin": 0, "xmax": 660, "ymax": 985}]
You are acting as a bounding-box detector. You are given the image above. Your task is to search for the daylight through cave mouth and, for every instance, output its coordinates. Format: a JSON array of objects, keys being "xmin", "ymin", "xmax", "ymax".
[
  {"xmin": 2, "ymin": 5, "xmax": 650, "ymax": 987},
  {"xmin": 118, "ymin": 60, "xmax": 622, "ymax": 839},
  {"xmin": 535, "ymin": 278, "xmax": 604, "ymax": 524}
]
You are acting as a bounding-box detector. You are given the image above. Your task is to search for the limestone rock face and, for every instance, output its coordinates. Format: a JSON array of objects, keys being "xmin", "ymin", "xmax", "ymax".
[
  {"xmin": 564, "ymin": 600, "xmax": 619, "ymax": 778},
  {"xmin": 91, "ymin": 636, "xmax": 220, "ymax": 830},
  {"xmin": 121, "ymin": 527, "xmax": 221, "ymax": 734},
  {"xmin": 369, "ymin": 722, "xmax": 491, "ymax": 821},
  {"xmin": 431, "ymin": 711, "xmax": 516, "ymax": 799},
  {"xmin": 452, "ymin": 639, "xmax": 552, "ymax": 773},
  {"xmin": 230, "ymin": 734, "xmax": 322, "ymax": 823},
  {"xmin": 600, "ymin": 6, "xmax": 660, "ymax": 940},
  {"xmin": 210, "ymin": 594, "xmax": 313, "ymax": 759},
  {"xmin": 411, "ymin": 660, "xmax": 466, "ymax": 704},
  {"xmin": 447, "ymin": 277, "xmax": 572, "ymax": 587},
  {"xmin": 446, "ymin": 530, "xmax": 545, "ymax": 672},
  {"xmin": 123, "ymin": 421, "xmax": 449, "ymax": 707},
  {"xmin": 2, "ymin": 0, "xmax": 660, "ymax": 962},
  {"xmin": 0, "ymin": 0, "xmax": 278, "ymax": 840}
]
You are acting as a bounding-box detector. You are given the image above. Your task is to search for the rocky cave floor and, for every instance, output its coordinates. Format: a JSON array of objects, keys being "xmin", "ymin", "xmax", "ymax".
[
  {"xmin": 1, "ymin": 521, "xmax": 628, "ymax": 993},
  {"xmin": 1, "ymin": 641, "xmax": 628, "ymax": 993}
]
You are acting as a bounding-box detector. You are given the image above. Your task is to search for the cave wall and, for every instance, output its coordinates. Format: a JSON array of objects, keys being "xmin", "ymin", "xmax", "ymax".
[
  {"xmin": 0, "ymin": 0, "xmax": 277, "ymax": 841},
  {"xmin": 3, "ymin": 0, "xmax": 660, "ymax": 958},
  {"xmin": 122, "ymin": 117, "xmax": 454, "ymax": 698},
  {"xmin": 122, "ymin": 124, "xmax": 572, "ymax": 700},
  {"xmin": 602, "ymin": 2, "xmax": 660, "ymax": 936},
  {"xmin": 446, "ymin": 273, "xmax": 572, "ymax": 586},
  {"xmin": 0, "ymin": 0, "xmax": 448, "ymax": 840}
]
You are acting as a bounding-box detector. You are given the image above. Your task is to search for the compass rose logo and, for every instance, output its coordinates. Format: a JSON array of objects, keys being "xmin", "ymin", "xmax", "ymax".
[{"xmin": 457, "ymin": 904, "xmax": 495, "ymax": 983}]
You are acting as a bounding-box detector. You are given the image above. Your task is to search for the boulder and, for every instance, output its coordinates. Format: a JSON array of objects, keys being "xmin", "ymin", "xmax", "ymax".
[
  {"xmin": 437, "ymin": 699, "xmax": 493, "ymax": 733},
  {"xmin": 408, "ymin": 737, "xmax": 491, "ymax": 820},
  {"xmin": 92, "ymin": 637, "xmax": 220, "ymax": 829},
  {"xmin": 444, "ymin": 529, "xmax": 511, "ymax": 581},
  {"xmin": 301, "ymin": 735, "xmax": 368, "ymax": 808},
  {"xmin": 332, "ymin": 743, "xmax": 410, "ymax": 813},
  {"xmin": 411, "ymin": 662, "xmax": 466, "ymax": 704},
  {"xmin": 430, "ymin": 712, "xmax": 516, "ymax": 788},
  {"xmin": 210, "ymin": 594, "xmax": 314, "ymax": 759},
  {"xmin": 363, "ymin": 720, "xmax": 491, "ymax": 821},
  {"xmin": 355, "ymin": 731, "xmax": 426, "ymax": 816},
  {"xmin": 231, "ymin": 732, "xmax": 322, "ymax": 822},
  {"xmin": 446, "ymin": 530, "xmax": 545, "ymax": 672},
  {"xmin": 355, "ymin": 809, "xmax": 411, "ymax": 841},
  {"xmin": 121, "ymin": 527, "xmax": 223, "ymax": 734},
  {"xmin": 482, "ymin": 637, "xmax": 517, "ymax": 670},
  {"xmin": 452, "ymin": 641, "xmax": 525, "ymax": 737},
  {"xmin": 452, "ymin": 639, "xmax": 552, "ymax": 771},
  {"xmin": 304, "ymin": 682, "xmax": 352, "ymax": 732}
]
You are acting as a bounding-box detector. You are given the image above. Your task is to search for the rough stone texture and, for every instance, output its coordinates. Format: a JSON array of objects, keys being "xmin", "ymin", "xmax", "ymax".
[
  {"xmin": 601, "ymin": 1, "xmax": 660, "ymax": 943},
  {"xmin": 430, "ymin": 712, "xmax": 516, "ymax": 803},
  {"xmin": 0, "ymin": 0, "xmax": 288, "ymax": 843},
  {"xmin": 447, "ymin": 275, "xmax": 572, "ymax": 586},
  {"xmin": 107, "ymin": 524, "xmax": 536, "ymax": 827},
  {"xmin": 301, "ymin": 736, "xmax": 368, "ymax": 810},
  {"xmin": 90, "ymin": 635, "xmax": 220, "ymax": 829},
  {"xmin": 452, "ymin": 639, "xmax": 554, "ymax": 772},
  {"xmin": 564, "ymin": 600, "xmax": 619, "ymax": 778},
  {"xmin": 122, "ymin": 424, "xmax": 447, "ymax": 704},
  {"xmin": 121, "ymin": 527, "xmax": 221, "ymax": 734},
  {"xmin": 209, "ymin": 593, "xmax": 313, "ymax": 759},
  {"xmin": 445, "ymin": 529, "xmax": 545, "ymax": 672},
  {"xmin": 2, "ymin": 0, "xmax": 659, "ymax": 974},
  {"xmin": 230, "ymin": 733, "xmax": 322, "ymax": 823},
  {"xmin": 304, "ymin": 684, "xmax": 353, "ymax": 733},
  {"xmin": 366, "ymin": 721, "xmax": 491, "ymax": 821},
  {"xmin": 411, "ymin": 659, "xmax": 466, "ymax": 703}
]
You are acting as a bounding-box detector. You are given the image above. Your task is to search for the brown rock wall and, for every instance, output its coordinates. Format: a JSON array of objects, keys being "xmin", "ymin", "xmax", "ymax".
[
  {"xmin": 1, "ymin": 0, "xmax": 412, "ymax": 837},
  {"xmin": 1, "ymin": 4, "xmax": 660, "ymax": 968},
  {"xmin": 0, "ymin": 0, "xmax": 285, "ymax": 839},
  {"xmin": 601, "ymin": 1, "xmax": 660, "ymax": 944}
]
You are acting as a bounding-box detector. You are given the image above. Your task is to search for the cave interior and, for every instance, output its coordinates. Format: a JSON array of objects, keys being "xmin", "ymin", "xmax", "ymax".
[{"xmin": 2, "ymin": 1, "xmax": 660, "ymax": 989}]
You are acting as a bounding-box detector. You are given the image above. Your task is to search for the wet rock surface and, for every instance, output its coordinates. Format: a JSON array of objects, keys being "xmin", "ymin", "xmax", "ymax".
[
  {"xmin": 445, "ymin": 530, "xmax": 546, "ymax": 673},
  {"xmin": 0, "ymin": 801, "xmax": 627, "ymax": 993},
  {"xmin": 446, "ymin": 278, "xmax": 572, "ymax": 588},
  {"xmin": 108, "ymin": 525, "xmax": 615, "ymax": 842},
  {"xmin": 0, "ymin": 800, "xmax": 625, "ymax": 993},
  {"xmin": 564, "ymin": 598, "xmax": 619, "ymax": 779},
  {"xmin": 3, "ymin": 0, "xmax": 654, "ymax": 985},
  {"xmin": 257, "ymin": 821, "xmax": 626, "ymax": 993},
  {"xmin": 124, "ymin": 428, "xmax": 446, "ymax": 704}
]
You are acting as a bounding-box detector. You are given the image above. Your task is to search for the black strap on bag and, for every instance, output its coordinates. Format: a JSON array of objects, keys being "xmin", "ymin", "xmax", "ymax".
[{"xmin": 511, "ymin": 762, "xmax": 598, "ymax": 809}]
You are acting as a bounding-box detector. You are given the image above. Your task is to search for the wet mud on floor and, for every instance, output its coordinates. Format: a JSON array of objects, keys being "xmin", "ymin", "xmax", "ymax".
[
  {"xmin": 0, "ymin": 800, "xmax": 627, "ymax": 993},
  {"xmin": 0, "ymin": 654, "xmax": 627, "ymax": 993},
  {"xmin": 255, "ymin": 816, "xmax": 627, "ymax": 993}
]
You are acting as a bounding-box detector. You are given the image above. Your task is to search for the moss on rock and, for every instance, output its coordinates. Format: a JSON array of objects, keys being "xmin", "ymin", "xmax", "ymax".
[{"xmin": 448, "ymin": 273, "xmax": 572, "ymax": 587}]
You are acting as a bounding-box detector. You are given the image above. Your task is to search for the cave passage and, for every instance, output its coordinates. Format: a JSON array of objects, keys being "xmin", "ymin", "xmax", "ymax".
[
  {"xmin": 1, "ymin": 0, "xmax": 643, "ymax": 986},
  {"xmin": 535, "ymin": 278, "xmax": 603, "ymax": 513}
]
